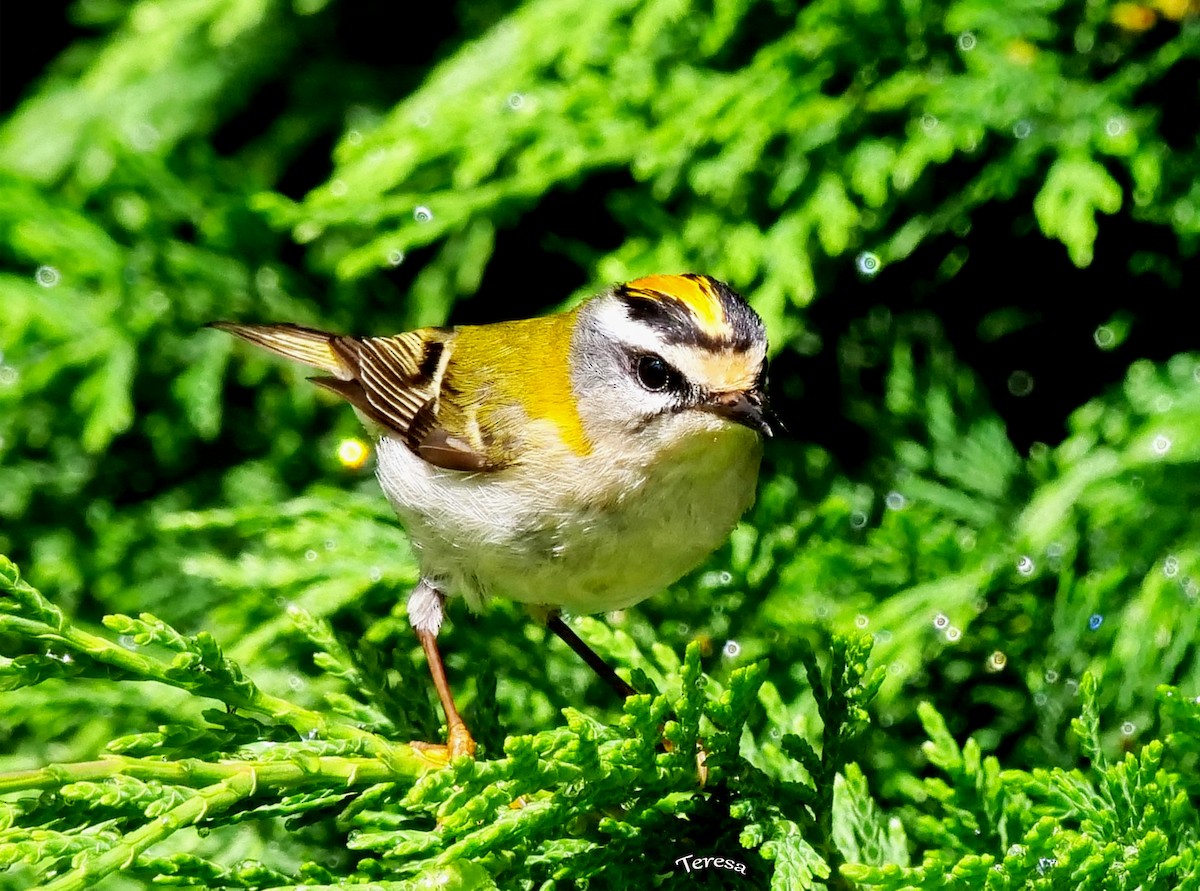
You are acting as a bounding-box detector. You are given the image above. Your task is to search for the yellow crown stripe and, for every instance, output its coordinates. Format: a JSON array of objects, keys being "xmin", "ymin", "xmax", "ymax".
[{"xmin": 626, "ymin": 274, "xmax": 726, "ymax": 337}]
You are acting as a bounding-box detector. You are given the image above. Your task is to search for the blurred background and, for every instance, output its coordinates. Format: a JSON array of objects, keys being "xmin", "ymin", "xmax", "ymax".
[{"xmin": 1, "ymin": 0, "xmax": 1199, "ymax": 855}]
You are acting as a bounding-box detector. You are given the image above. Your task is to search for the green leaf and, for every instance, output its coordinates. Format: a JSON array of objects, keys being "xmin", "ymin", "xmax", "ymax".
[{"xmin": 1033, "ymin": 155, "xmax": 1123, "ymax": 267}]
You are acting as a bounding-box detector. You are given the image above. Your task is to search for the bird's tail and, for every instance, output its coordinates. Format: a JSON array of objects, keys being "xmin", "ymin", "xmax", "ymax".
[{"xmin": 208, "ymin": 322, "xmax": 346, "ymax": 376}]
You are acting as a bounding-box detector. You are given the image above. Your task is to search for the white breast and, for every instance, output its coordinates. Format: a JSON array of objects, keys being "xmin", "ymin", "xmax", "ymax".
[{"xmin": 374, "ymin": 426, "xmax": 761, "ymax": 615}]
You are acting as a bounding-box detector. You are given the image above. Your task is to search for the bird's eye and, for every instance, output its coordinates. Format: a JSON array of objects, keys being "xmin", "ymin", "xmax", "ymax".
[{"xmin": 636, "ymin": 355, "xmax": 671, "ymax": 391}]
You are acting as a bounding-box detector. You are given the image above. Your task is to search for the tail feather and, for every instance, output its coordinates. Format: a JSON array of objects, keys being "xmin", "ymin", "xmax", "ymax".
[{"xmin": 209, "ymin": 322, "xmax": 346, "ymax": 377}]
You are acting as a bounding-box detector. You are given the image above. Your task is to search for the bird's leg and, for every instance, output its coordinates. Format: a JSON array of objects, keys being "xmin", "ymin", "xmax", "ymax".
[
  {"xmin": 408, "ymin": 579, "xmax": 476, "ymax": 759},
  {"xmin": 546, "ymin": 611, "xmax": 637, "ymax": 699},
  {"xmin": 416, "ymin": 628, "xmax": 476, "ymax": 758}
]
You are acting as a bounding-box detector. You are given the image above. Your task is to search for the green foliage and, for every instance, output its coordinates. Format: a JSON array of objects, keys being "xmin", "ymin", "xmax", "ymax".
[
  {"xmin": 843, "ymin": 675, "xmax": 1200, "ymax": 889},
  {"xmin": 3, "ymin": 0, "xmax": 1200, "ymax": 886},
  {"xmin": 2, "ymin": 556, "xmax": 894, "ymax": 889}
]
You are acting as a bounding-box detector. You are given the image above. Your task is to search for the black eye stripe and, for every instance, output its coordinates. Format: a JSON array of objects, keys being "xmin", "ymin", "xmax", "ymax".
[
  {"xmin": 616, "ymin": 279, "xmax": 765, "ymax": 351},
  {"xmin": 622, "ymin": 293, "xmax": 710, "ymax": 347}
]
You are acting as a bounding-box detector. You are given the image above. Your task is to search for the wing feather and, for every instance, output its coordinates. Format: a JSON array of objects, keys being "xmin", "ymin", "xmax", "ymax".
[{"xmin": 213, "ymin": 322, "xmax": 505, "ymax": 471}]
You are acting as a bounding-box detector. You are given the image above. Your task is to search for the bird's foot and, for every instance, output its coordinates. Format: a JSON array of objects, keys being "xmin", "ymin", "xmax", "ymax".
[
  {"xmin": 410, "ymin": 722, "xmax": 477, "ymax": 765},
  {"xmin": 447, "ymin": 721, "xmax": 477, "ymax": 758}
]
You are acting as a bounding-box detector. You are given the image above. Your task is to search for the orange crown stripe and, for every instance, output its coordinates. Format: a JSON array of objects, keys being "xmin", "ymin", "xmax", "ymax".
[{"xmin": 625, "ymin": 274, "xmax": 726, "ymax": 337}]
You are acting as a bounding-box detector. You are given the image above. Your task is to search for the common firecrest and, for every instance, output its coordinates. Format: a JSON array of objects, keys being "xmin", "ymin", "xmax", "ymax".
[{"xmin": 213, "ymin": 273, "xmax": 776, "ymax": 758}]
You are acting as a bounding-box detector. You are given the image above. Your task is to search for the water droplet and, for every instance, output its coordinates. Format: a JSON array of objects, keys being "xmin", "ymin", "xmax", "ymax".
[
  {"xmin": 1094, "ymin": 326, "xmax": 1115, "ymax": 349},
  {"xmin": 1105, "ymin": 117, "xmax": 1127, "ymax": 137},
  {"xmin": 369, "ymin": 566, "xmax": 382, "ymax": 582},
  {"xmin": 1154, "ymin": 395, "xmax": 1173, "ymax": 412},
  {"xmin": 130, "ymin": 122, "xmax": 160, "ymax": 150},
  {"xmin": 294, "ymin": 221, "xmax": 322, "ymax": 243},
  {"xmin": 885, "ymin": 491, "xmax": 907, "ymax": 510},
  {"xmin": 920, "ymin": 113, "xmax": 939, "ymax": 132},
  {"xmin": 1045, "ymin": 669, "xmax": 1059, "ymax": 684},
  {"xmin": 1088, "ymin": 613, "xmax": 1103, "ymax": 630},
  {"xmin": 723, "ymin": 639, "xmax": 741, "ymax": 657},
  {"xmin": 1017, "ymin": 555, "xmax": 1035, "ymax": 576},
  {"xmin": 945, "ymin": 626, "xmax": 962, "ymax": 642},
  {"xmin": 35, "ymin": 265, "xmax": 60, "ymax": 288},
  {"xmin": 507, "ymin": 92, "xmax": 526, "ymax": 109},
  {"xmin": 346, "ymin": 129, "xmax": 362, "ymax": 145},
  {"xmin": 414, "ymin": 111, "xmax": 432, "ymax": 128},
  {"xmin": 989, "ymin": 651, "xmax": 1007, "ymax": 670},
  {"xmin": 324, "ymin": 539, "xmax": 336, "ymax": 551},
  {"xmin": 874, "ymin": 629, "xmax": 893, "ymax": 644},
  {"xmin": 957, "ymin": 32, "xmax": 977, "ymax": 51},
  {"xmin": 856, "ymin": 251, "xmax": 881, "ymax": 276},
  {"xmin": 850, "ymin": 510, "xmax": 868, "ymax": 529},
  {"xmin": 146, "ymin": 291, "xmax": 170, "ymax": 316},
  {"xmin": 1121, "ymin": 721, "xmax": 1135, "ymax": 736},
  {"xmin": 933, "ymin": 613, "xmax": 949, "ymax": 630},
  {"xmin": 1013, "ymin": 120, "xmax": 1033, "ymax": 139},
  {"xmin": 386, "ymin": 248, "xmax": 405, "ymax": 267},
  {"xmin": 0, "ymin": 366, "xmax": 17, "ymax": 386},
  {"xmin": 1036, "ymin": 857, "xmax": 1057, "ymax": 875},
  {"xmin": 1164, "ymin": 555, "xmax": 1179, "ymax": 578},
  {"xmin": 288, "ymin": 675, "xmax": 304, "ymax": 691},
  {"xmin": 1033, "ymin": 692, "xmax": 1048, "ymax": 707},
  {"xmin": 413, "ymin": 205, "xmax": 433, "ymax": 223},
  {"xmin": 1151, "ymin": 434, "xmax": 1172, "ymax": 456},
  {"xmin": 1007, "ymin": 370, "xmax": 1034, "ymax": 397},
  {"xmin": 255, "ymin": 266, "xmax": 280, "ymax": 292},
  {"xmin": 305, "ymin": 549, "xmax": 318, "ymax": 562},
  {"xmin": 330, "ymin": 179, "xmax": 348, "ymax": 197}
]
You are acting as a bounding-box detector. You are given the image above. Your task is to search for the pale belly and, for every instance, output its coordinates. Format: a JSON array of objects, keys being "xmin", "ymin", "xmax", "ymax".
[{"xmin": 374, "ymin": 429, "xmax": 761, "ymax": 614}]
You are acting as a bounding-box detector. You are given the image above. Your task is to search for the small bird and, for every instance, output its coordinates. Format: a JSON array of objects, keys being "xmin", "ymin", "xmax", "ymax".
[{"xmin": 212, "ymin": 273, "xmax": 775, "ymax": 759}]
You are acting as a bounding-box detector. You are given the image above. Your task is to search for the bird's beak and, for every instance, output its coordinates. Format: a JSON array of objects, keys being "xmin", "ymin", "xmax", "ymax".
[{"xmin": 703, "ymin": 388, "xmax": 779, "ymax": 438}]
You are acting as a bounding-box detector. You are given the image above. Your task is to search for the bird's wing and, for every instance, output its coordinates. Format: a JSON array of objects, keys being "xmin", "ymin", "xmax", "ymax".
[{"xmin": 210, "ymin": 322, "xmax": 503, "ymax": 472}]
